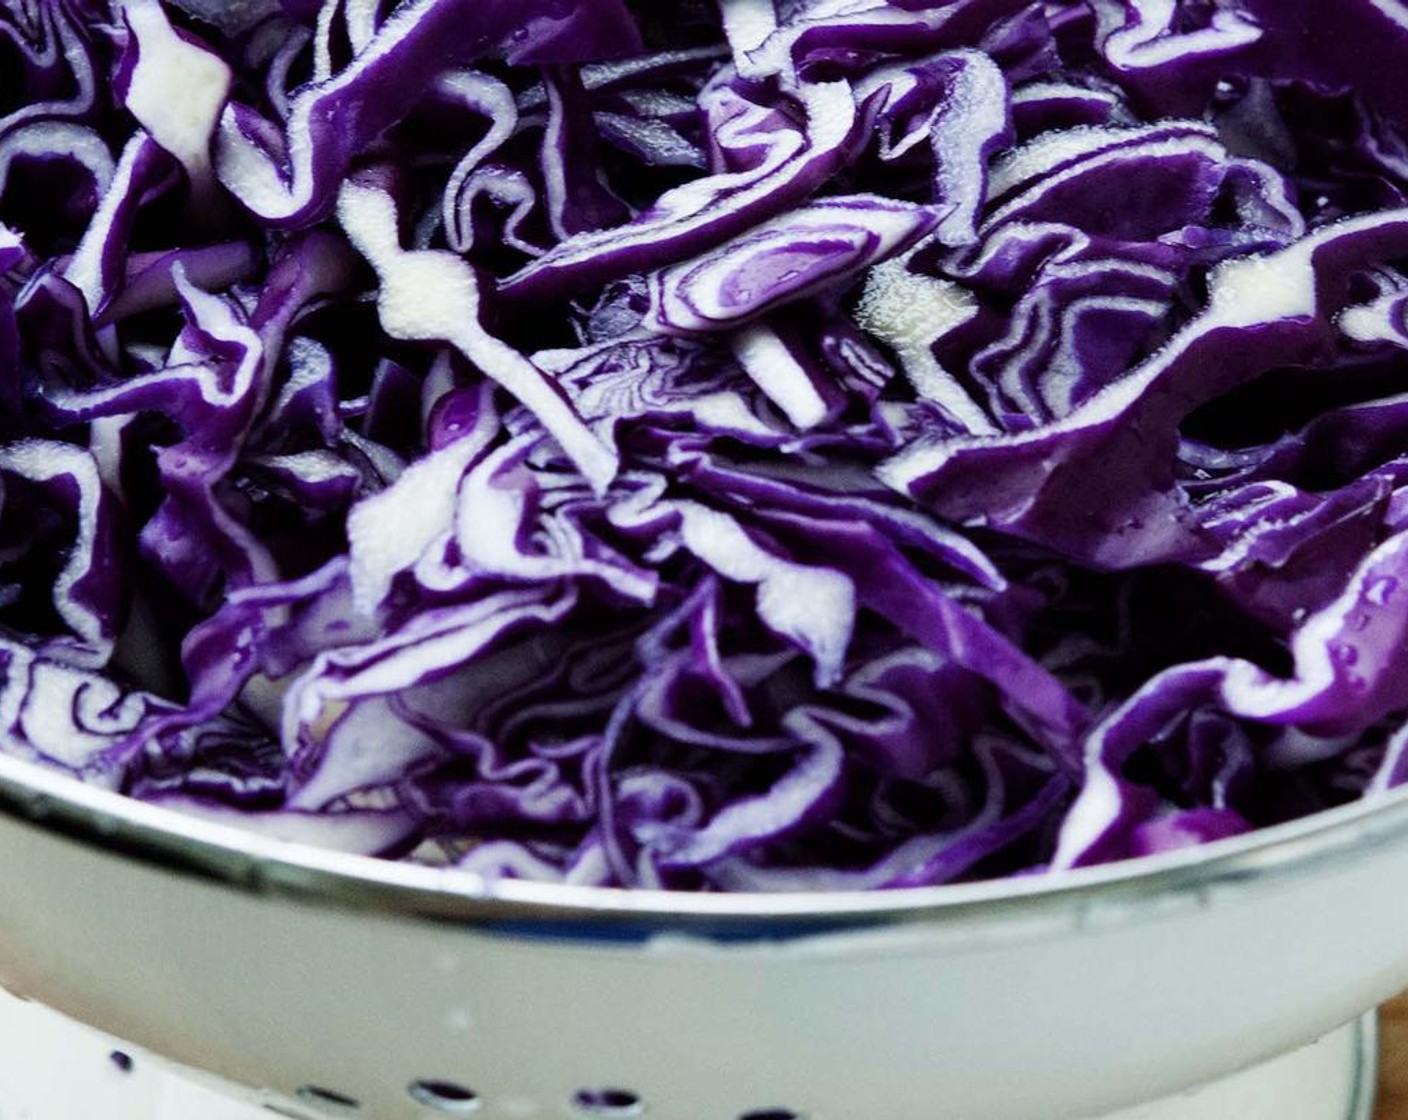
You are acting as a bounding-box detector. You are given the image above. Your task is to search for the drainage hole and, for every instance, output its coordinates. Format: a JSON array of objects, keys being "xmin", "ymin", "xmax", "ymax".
[
  {"xmin": 295, "ymin": 1085, "xmax": 361, "ymax": 1112},
  {"xmin": 109, "ymin": 1050, "xmax": 134, "ymax": 1073},
  {"xmin": 407, "ymin": 1079, "xmax": 482, "ymax": 1113},
  {"xmin": 738, "ymin": 1111, "xmax": 804, "ymax": 1120},
  {"xmin": 572, "ymin": 1087, "xmax": 645, "ymax": 1116}
]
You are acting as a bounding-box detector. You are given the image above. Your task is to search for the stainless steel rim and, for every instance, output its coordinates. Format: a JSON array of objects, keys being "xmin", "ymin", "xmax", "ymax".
[
  {"xmin": 4, "ymin": 750, "xmax": 1408, "ymax": 931},
  {"xmin": 1349, "ymin": 1013, "xmax": 1379, "ymax": 1120}
]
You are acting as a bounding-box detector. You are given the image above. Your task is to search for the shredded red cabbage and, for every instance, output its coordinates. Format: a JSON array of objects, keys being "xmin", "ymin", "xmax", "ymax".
[{"xmin": 4, "ymin": 0, "xmax": 1408, "ymax": 889}]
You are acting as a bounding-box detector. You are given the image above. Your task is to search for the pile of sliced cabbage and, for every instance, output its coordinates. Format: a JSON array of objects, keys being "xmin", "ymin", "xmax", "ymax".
[{"xmin": 3, "ymin": 0, "xmax": 1408, "ymax": 890}]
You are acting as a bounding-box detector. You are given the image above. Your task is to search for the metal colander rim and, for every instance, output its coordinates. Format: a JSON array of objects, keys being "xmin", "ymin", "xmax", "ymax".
[{"xmin": 2, "ymin": 749, "xmax": 1406, "ymax": 933}]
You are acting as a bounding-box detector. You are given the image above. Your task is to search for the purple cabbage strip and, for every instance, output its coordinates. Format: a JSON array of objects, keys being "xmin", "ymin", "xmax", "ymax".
[
  {"xmin": 647, "ymin": 195, "xmax": 942, "ymax": 334},
  {"xmin": 497, "ymin": 77, "xmax": 864, "ymax": 304},
  {"xmin": 4, "ymin": 0, "xmax": 1408, "ymax": 890},
  {"xmin": 214, "ymin": 0, "xmax": 642, "ymax": 228}
]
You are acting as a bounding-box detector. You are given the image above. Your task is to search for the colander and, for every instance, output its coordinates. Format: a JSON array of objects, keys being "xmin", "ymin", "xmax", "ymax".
[{"xmin": 0, "ymin": 746, "xmax": 1404, "ymax": 1120}]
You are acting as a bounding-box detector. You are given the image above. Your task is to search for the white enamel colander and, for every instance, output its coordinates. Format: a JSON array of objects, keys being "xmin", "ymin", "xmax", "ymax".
[{"xmin": 0, "ymin": 749, "xmax": 1401, "ymax": 1120}]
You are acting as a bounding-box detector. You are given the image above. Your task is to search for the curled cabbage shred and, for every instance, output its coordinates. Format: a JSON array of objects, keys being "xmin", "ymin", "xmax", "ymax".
[{"xmin": 4, "ymin": 0, "xmax": 1408, "ymax": 889}]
